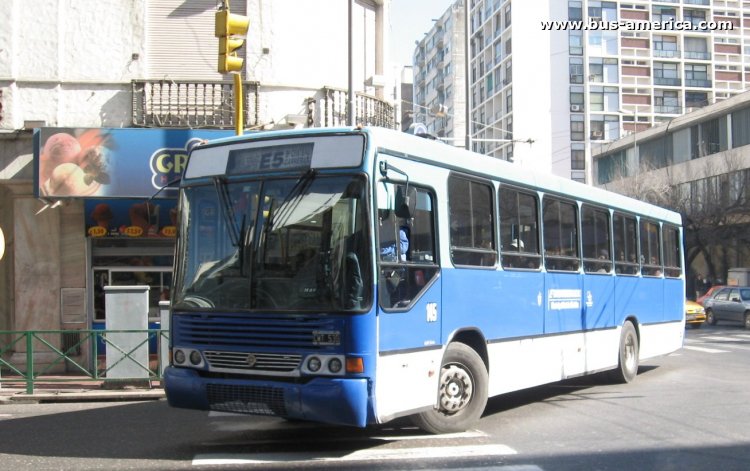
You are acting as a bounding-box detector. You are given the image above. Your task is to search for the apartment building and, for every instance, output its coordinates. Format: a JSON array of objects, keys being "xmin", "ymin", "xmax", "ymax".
[
  {"xmin": 461, "ymin": 0, "xmax": 750, "ymax": 183},
  {"xmin": 412, "ymin": 0, "xmax": 468, "ymax": 147}
]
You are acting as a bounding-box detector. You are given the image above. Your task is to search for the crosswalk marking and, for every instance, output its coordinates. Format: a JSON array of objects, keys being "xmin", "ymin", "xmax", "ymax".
[
  {"xmin": 192, "ymin": 444, "xmax": 518, "ymax": 465},
  {"xmin": 699, "ymin": 336, "xmax": 739, "ymax": 342},
  {"xmin": 682, "ymin": 345, "xmax": 728, "ymax": 354}
]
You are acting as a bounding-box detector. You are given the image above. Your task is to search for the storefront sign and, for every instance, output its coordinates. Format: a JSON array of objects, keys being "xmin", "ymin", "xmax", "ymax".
[
  {"xmin": 34, "ymin": 128, "xmax": 234, "ymax": 198},
  {"xmin": 85, "ymin": 199, "xmax": 177, "ymax": 238}
]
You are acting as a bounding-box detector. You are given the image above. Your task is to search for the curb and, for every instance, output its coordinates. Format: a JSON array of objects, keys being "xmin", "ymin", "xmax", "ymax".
[{"xmin": 1, "ymin": 389, "xmax": 165, "ymax": 404}]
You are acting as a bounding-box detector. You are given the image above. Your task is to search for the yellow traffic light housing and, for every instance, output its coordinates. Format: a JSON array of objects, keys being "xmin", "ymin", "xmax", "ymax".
[{"xmin": 215, "ymin": 9, "xmax": 249, "ymax": 74}]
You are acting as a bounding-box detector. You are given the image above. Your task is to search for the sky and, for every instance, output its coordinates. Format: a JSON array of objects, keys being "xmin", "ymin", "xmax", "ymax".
[{"xmin": 389, "ymin": 0, "xmax": 457, "ymax": 66}]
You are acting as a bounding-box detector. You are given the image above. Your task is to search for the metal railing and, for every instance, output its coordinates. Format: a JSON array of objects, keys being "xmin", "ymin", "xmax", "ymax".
[
  {"xmin": 131, "ymin": 80, "xmax": 261, "ymax": 129},
  {"xmin": 0, "ymin": 329, "xmax": 168, "ymax": 394}
]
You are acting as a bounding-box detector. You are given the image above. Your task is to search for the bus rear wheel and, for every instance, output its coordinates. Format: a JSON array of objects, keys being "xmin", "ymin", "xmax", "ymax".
[
  {"xmin": 411, "ymin": 342, "xmax": 488, "ymax": 434},
  {"xmin": 609, "ymin": 320, "xmax": 639, "ymax": 384}
]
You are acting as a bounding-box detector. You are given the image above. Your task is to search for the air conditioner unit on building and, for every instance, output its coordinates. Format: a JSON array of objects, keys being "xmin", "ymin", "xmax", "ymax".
[
  {"xmin": 571, "ymin": 105, "xmax": 582, "ymax": 112},
  {"xmin": 592, "ymin": 130, "xmax": 603, "ymax": 138}
]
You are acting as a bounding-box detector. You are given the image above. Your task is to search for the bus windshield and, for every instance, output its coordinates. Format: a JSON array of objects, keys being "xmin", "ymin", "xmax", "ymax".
[{"xmin": 173, "ymin": 174, "xmax": 371, "ymax": 312}]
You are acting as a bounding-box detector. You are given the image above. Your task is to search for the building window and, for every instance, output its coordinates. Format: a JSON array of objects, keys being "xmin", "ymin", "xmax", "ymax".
[
  {"xmin": 570, "ymin": 57, "xmax": 584, "ymax": 83},
  {"xmin": 589, "ymin": 86, "xmax": 618, "ymax": 112},
  {"xmin": 568, "ymin": 1, "xmax": 582, "ymax": 21},
  {"xmin": 571, "ymin": 147, "xmax": 585, "ymax": 170},
  {"xmin": 569, "ymin": 31, "xmax": 583, "ymax": 56},
  {"xmin": 589, "ymin": 57, "xmax": 618, "ymax": 83},
  {"xmin": 570, "ymin": 86, "xmax": 584, "ymax": 111},
  {"xmin": 655, "ymin": 90, "xmax": 680, "ymax": 114},
  {"xmin": 731, "ymin": 107, "xmax": 750, "ymax": 147},
  {"xmin": 571, "ymin": 115, "xmax": 585, "ymax": 141},
  {"xmin": 653, "ymin": 6, "xmax": 677, "ymax": 23},
  {"xmin": 685, "ymin": 63, "xmax": 709, "ymax": 87},
  {"xmin": 686, "ymin": 91, "xmax": 708, "ymax": 109}
]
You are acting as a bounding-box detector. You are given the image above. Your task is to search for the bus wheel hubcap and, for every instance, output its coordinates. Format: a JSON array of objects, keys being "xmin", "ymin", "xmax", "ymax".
[{"xmin": 439, "ymin": 365, "xmax": 473, "ymax": 413}]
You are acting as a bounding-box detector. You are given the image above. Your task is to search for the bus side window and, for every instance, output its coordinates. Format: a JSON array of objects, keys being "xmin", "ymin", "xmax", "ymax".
[
  {"xmin": 582, "ymin": 205, "xmax": 611, "ymax": 274},
  {"xmin": 377, "ymin": 184, "xmax": 438, "ymax": 309},
  {"xmin": 499, "ymin": 186, "xmax": 541, "ymax": 270},
  {"xmin": 640, "ymin": 219, "xmax": 662, "ymax": 277},
  {"xmin": 543, "ymin": 197, "xmax": 579, "ymax": 272},
  {"xmin": 613, "ymin": 213, "xmax": 638, "ymax": 275},
  {"xmin": 448, "ymin": 175, "xmax": 496, "ymax": 267}
]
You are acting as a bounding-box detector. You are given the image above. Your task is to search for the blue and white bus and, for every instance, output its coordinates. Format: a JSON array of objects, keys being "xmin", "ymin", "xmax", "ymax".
[{"xmin": 164, "ymin": 126, "xmax": 684, "ymax": 434}]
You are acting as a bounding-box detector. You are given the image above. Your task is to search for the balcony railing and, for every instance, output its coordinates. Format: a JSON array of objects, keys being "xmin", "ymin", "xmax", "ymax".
[
  {"xmin": 132, "ymin": 80, "xmax": 260, "ymax": 129},
  {"xmin": 653, "ymin": 49, "xmax": 681, "ymax": 59},
  {"xmin": 132, "ymin": 80, "xmax": 396, "ymax": 131},
  {"xmin": 684, "ymin": 51, "xmax": 711, "ymax": 60},
  {"xmin": 654, "ymin": 105, "xmax": 682, "ymax": 114},
  {"xmin": 315, "ymin": 87, "xmax": 396, "ymax": 129},
  {"xmin": 654, "ymin": 77, "xmax": 682, "ymax": 86},
  {"xmin": 685, "ymin": 79, "xmax": 712, "ymax": 87}
]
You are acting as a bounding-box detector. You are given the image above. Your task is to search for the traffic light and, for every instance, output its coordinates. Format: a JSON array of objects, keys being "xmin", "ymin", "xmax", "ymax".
[{"xmin": 215, "ymin": 9, "xmax": 249, "ymax": 74}]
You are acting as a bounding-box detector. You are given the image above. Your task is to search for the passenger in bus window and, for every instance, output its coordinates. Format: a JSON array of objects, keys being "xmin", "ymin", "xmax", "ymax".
[{"xmin": 380, "ymin": 223, "xmax": 410, "ymax": 262}]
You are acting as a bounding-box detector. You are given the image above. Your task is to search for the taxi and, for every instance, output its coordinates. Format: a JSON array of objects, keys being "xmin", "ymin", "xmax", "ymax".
[{"xmin": 685, "ymin": 300, "xmax": 706, "ymax": 329}]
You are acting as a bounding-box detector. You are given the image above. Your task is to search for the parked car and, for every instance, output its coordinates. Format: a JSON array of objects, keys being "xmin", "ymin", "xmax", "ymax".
[
  {"xmin": 696, "ymin": 285, "xmax": 726, "ymax": 306},
  {"xmin": 685, "ymin": 300, "xmax": 706, "ymax": 329},
  {"xmin": 703, "ymin": 286, "xmax": 750, "ymax": 329}
]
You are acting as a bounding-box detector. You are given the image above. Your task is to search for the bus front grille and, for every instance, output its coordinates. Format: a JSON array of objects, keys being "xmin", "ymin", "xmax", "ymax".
[
  {"xmin": 173, "ymin": 313, "xmax": 338, "ymax": 350},
  {"xmin": 206, "ymin": 384, "xmax": 287, "ymax": 416},
  {"xmin": 204, "ymin": 351, "xmax": 301, "ymax": 373}
]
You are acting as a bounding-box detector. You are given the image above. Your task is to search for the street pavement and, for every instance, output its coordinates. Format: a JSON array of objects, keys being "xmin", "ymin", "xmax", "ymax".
[{"xmin": 0, "ymin": 378, "xmax": 164, "ymax": 404}]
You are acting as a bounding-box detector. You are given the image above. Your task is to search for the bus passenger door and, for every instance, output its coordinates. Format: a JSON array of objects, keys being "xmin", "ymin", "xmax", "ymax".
[{"xmin": 374, "ymin": 176, "xmax": 442, "ymax": 420}]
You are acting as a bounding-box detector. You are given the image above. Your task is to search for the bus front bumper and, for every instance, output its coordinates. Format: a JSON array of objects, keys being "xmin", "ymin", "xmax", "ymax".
[{"xmin": 163, "ymin": 366, "xmax": 370, "ymax": 428}]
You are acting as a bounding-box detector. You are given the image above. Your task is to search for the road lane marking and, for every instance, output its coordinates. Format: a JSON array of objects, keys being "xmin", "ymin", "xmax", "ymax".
[
  {"xmin": 192, "ymin": 444, "xmax": 517, "ymax": 465},
  {"xmin": 682, "ymin": 345, "xmax": 728, "ymax": 353},
  {"xmin": 699, "ymin": 336, "xmax": 741, "ymax": 342}
]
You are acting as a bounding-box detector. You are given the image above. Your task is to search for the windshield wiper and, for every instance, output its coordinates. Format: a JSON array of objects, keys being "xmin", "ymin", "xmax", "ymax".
[
  {"xmin": 271, "ymin": 169, "xmax": 317, "ymax": 230},
  {"xmin": 213, "ymin": 176, "xmax": 240, "ymax": 247}
]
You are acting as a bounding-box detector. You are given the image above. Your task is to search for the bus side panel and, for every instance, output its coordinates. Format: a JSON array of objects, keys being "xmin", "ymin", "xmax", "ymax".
[
  {"xmin": 664, "ymin": 277, "xmax": 685, "ymax": 323},
  {"xmin": 582, "ymin": 275, "xmax": 616, "ymax": 330},
  {"xmin": 375, "ymin": 281, "xmax": 442, "ymax": 422},
  {"xmin": 544, "ymin": 272, "xmax": 586, "ymax": 376},
  {"xmin": 614, "ymin": 276, "xmax": 658, "ymax": 324},
  {"xmin": 442, "ymin": 269, "xmax": 545, "ymax": 341}
]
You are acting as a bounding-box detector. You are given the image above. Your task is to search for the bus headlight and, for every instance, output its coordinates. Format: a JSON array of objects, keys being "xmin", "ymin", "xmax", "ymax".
[
  {"xmin": 328, "ymin": 357, "xmax": 342, "ymax": 374},
  {"xmin": 303, "ymin": 354, "xmax": 346, "ymax": 375},
  {"xmin": 189, "ymin": 350, "xmax": 203, "ymax": 365},
  {"xmin": 174, "ymin": 349, "xmax": 186, "ymax": 365},
  {"xmin": 307, "ymin": 356, "xmax": 322, "ymax": 372}
]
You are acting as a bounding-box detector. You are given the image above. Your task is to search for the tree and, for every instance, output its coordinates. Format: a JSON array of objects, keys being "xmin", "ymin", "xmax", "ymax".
[{"xmin": 602, "ymin": 152, "xmax": 750, "ymax": 289}]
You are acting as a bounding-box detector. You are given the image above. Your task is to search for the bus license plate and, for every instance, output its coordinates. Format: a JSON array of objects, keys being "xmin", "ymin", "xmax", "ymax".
[{"xmin": 312, "ymin": 330, "xmax": 340, "ymax": 346}]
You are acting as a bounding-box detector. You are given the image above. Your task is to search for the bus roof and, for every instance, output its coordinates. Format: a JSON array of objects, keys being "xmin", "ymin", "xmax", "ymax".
[{"xmin": 195, "ymin": 126, "xmax": 682, "ymax": 226}]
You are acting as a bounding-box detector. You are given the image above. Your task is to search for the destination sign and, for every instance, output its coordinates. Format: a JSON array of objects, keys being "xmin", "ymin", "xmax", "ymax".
[{"xmin": 227, "ymin": 143, "xmax": 314, "ymax": 174}]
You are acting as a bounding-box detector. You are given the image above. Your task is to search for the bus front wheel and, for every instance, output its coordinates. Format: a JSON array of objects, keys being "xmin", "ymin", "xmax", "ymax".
[{"xmin": 411, "ymin": 342, "xmax": 488, "ymax": 434}]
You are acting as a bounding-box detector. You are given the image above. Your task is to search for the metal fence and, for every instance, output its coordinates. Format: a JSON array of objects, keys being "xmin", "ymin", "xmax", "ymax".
[{"xmin": 0, "ymin": 329, "xmax": 168, "ymax": 394}]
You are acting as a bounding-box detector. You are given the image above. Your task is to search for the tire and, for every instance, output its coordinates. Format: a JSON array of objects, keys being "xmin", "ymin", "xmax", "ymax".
[
  {"xmin": 744, "ymin": 312, "xmax": 750, "ymax": 330},
  {"xmin": 609, "ymin": 321, "xmax": 639, "ymax": 384},
  {"xmin": 706, "ymin": 309, "xmax": 717, "ymax": 326},
  {"xmin": 411, "ymin": 342, "xmax": 488, "ymax": 434}
]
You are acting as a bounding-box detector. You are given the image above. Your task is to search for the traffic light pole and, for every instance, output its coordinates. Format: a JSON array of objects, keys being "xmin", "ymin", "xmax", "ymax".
[{"xmin": 234, "ymin": 74, "xmax": 243, "ymax": 136}]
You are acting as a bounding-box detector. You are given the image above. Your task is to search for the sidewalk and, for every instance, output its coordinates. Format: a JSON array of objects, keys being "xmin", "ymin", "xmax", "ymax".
[{"xmin": 0, "ymin": 377, "xmax": 165, "ymax": 404}]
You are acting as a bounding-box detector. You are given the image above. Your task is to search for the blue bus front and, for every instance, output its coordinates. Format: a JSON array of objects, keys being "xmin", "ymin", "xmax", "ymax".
[{"xmin": 163, "ymin": 131, "xmax": 378, "ymax": 427}]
